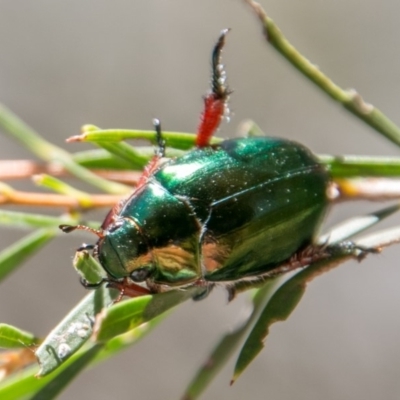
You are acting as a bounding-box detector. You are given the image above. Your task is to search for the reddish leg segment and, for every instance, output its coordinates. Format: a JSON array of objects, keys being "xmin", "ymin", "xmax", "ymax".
[{"xmin": 196, "ymin": 29, "xmax": 231, "ymax": 148}]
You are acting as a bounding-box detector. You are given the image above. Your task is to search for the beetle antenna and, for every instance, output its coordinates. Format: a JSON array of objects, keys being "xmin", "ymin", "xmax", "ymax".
[
  {"xmin": 153, "ymin": 118, "xmax": 166, "ymax": 158},
  {"xmin": 196, "ymin": 28, "xmax": 231, "ymax": 148},
  {"xmin": 59, "ymin": 224, "xmax": 104, "ymax": 238}
]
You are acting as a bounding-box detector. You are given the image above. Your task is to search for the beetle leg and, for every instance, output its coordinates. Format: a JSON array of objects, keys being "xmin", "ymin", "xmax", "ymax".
[
  {"xmin": 225, "ymin": 244, "xmax": 331, "ymax": 301},
  {"xmin": 153, "ymin": 118, "xmax": 166, "ymax": 158},
  {"xmin": 79, "ymin": 277, "xmax": 107, "ymax": 289},
  {"xmin": 191, "ymin": 279, "xmax": 214, "ymax": 301},
  {"xmin": 286, "ymin": 244, "xmax": 330, "ymax": 269},
  {"xmin": 134, "ymin": 119, "xmax": 167, "ymax": 190},
  {"xmin": 284, "ymin": 241, "xmax": 378, "ymax": 269},
  {"xmin": 227, "ymin": 242, "xmax": 381, "ymax": 300},
  {"xmin": 143, "ymin": 277, "xmax": 214, "ymax": 301},
  {"xmin": 325, "ymin": 241, "xmax": 380, "ymax": 260},
  {"xmin": 106, "ymin": 278, "xmax": 151, "ymax": 300},
  {"xmin": 226, "ymin": 278, "xmax": 268, "ymax": 301},
  {"xmin": 196, "ymin": 29, "xmax": 231, "ymax": 148}
]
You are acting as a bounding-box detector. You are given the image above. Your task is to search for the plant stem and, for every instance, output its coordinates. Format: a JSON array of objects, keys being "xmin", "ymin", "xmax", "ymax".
[
  {"xmin": 0, "ymin": 210, "xmax": 99, "ymax": 230},
  {"xmin": 319, "ymin": 154, "xmax": 400, "ymax": 177},
  {"xmin": 0, "ymin": 104, "xmax": 130, "ymax": 194},
  {"xmin": 243, "ymin": 0, "xmax": 400, "ymax": 147},
  {"xmin": 67, "ymin": 128, "xmax": 223, "ymax": 150},
  {"xmin": 334, "ymin": 178, "xmax": 400, "ymax": 201},
  {"xmin": 0, "ymin": 160, "xmax": 141, "ymax": 184},
  {"xmin": 0, "ymin": 185, "xmax": 122, "ymax": 209}
]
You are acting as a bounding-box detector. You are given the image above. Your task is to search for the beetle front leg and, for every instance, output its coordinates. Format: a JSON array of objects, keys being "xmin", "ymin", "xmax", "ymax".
[
  {"xmin": 191, "ymin": 279, "xmax": 215, "ymax": 301},
  {"xmin": 107, "ymin": 278, "xmax": 152, "ymax": 301},
  {"xmin": 146, "ymin": 278, "xmax": 214, "ymax": 301},
  {"xmin": 196, "ymin": 29, "xmax": 231, "ymax": 148}
]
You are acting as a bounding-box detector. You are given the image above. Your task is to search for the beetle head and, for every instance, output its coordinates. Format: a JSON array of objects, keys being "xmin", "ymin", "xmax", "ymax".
[
  {"xmin": 60, "ymin": 218, "xmax": 155, "ymax": 285},
  {"xmin": 96, "ymin": 217, "xmax": 155, "ymax": 283}
]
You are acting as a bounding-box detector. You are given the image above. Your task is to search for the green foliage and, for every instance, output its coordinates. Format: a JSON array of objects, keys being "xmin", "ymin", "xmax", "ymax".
[{"xmin": 2, "ymin": 2, "xmax": 400, "ymax": 399}]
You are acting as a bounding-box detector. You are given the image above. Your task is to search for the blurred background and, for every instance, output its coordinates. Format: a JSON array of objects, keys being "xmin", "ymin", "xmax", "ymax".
[{"xmin": 1, "ymin": 1, "xmax": 400, "ymax": 399}]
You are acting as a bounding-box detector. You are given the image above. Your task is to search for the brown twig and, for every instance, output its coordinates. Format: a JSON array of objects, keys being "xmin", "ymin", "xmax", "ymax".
[
  {"xmin": 0, "ymin": 190, "xmax": 123, "ymax": 209},
  {"xmin": 0, "ymin": 160, "xmax": 141, "ymax": 185}
]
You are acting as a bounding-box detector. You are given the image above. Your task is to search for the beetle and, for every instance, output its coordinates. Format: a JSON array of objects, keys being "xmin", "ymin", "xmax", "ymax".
[{"xmin": 60, "ymin": 29, "xmax": 333, "ymax": 300}]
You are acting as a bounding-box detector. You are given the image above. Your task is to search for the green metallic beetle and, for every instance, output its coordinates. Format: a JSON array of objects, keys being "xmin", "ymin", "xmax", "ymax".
[{"xmin": 61, "ymin": 30, "xmax": 331, "ymax": 299}]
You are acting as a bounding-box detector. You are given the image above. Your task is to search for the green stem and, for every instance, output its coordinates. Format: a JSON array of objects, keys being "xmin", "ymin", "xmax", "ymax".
[
  {"xmin": 33, "ymin": 175, "xmax": 94, "ymax": 207},
  {"xmin": 68, "ymin": 129, "xmax": 223, "ymax": 150},
  {"xmin": 0, "ymin": 229, "xmax": 56, "ymax": 281},
  {"xmin": 95, "ymin": 141, "xmax": 150, "ymax": 168},
  {"xmin": 319, "ymin": 154, "xmax": 400, "ymax": 177},
  {"xmin": 244, "ymin": 0, "xmax": 400, "ymax": 147},
  {"xmin": 0, "ymin": 104, "xmax": 130, "ymax": 194},
  {"xmin": 0, "ymin": 210, "xmax": 99, "ymax": 230}
]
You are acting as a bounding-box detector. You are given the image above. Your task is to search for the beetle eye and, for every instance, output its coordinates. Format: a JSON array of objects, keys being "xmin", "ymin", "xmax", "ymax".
[{"xmin": 130, "ymin": 267, "xmax": 152, "ymax": 282}]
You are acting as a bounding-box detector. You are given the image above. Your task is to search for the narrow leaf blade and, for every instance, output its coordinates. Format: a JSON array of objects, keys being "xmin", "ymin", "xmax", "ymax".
[
  {"xmin": 95, "ymin": 287, "xmax": 202, "ymax": 342},
  {"xmin": 31, "ymin": 345, "xmax": 103, "ymax": 400},
  {"xmin": 182, "ymin": 280, "xmax": 282, "ymax": 399},
  {"xmin": 233, "ymin": 224, "xmax": 400, "ymax": 382},
  {"xmin": 0, "ymin": 229, "xmax": 55, "ymax": 281},
  {"xmin": 35, "ymin": 287, "xmax": 118, "ymax": 376},
  {"xmin": 0, "ymin": 324, "xmax": 38, "ymax": 349}
]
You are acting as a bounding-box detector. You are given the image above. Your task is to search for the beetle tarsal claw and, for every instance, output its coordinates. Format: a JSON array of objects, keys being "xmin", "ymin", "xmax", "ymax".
[
  {"xmin": 326, "ymin": 241, "xmax": 381, "ymax": 261},
  {"xmin": 79, "ymin": 277, "xmax": 107, "ymax": 289}
]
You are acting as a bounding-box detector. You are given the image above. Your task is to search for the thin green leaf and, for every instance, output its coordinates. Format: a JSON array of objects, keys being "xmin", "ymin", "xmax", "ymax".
[
  {"xmin": 183, "ymin": 327, "xmax": 249, "ymax": 400},
  {"xmin": 355, "ymin": 226, "xmax": 400, "ymax": 249},
  {"xmin": 0, "ymin": 347, "xmax": 104, "ymax": 400},
  {"xmin": 0, "ymin": 366, "xmax": 39, "ymax": 400},
  {"xmin": 0, "ymin": 104, "xmax": 129, "ymax": 194},
  {"xmin": 73, "ymin": 250, "xmax": 107, "ymax": 286},
  {"xmin": 93, "ymin": 312, "xmax": 165, "ymax": 364},
  {"xmin": 33, "ymin": 175, "xmax": 93, "ymax": 207},
  {"xmin": 36, "ymin": 287, "xmax": 119, "ymax": 377},
  {"xmin": 318, "ymin": 203, "xmax": 400, "ymax": 245},
  {"xmin": 233, "ymin": 284, "xmax": 305, "ymax": 382},
  {"xmin": 0, "ymin": 229, "xmax": 56, "ymax": 281},
  {"xmin": 73, "ymin": 146, "xmax": 186, "ymax": 170},
  {"xmin": 320, "ymin": 154, "xmax": 400, "ymax": 177},
  {"xmin": 36, "ymin": 312, "xmax": 169, "ymax": 399},
  {"xmin": 69, "ymin": 129, "xmax": 223, "ymax": 150},
  {"xmin": 0, "ymin": 317, "xmax": 164, "ymax": 399},
  {"xmin": 95, "ymin": 141, "xmax": 151, "ymax": 168},
  {"xmin": 232, "ymin": 220, "xmax": 400, "ymax": 383},
  {"xmin": 95, "ymin": 287, "xmax": 203, "ymax": 342},
  {"xmin": 182, "ymin": 280, "xmax": 282, "ymax": 400},
  {"xmin": 0, "ymin": 210, "xmax": 99, "ymax": 230},
  {"xmin": 73, "ymin": 147, "xmax": 186, "ymax": 170},
  {"xmin": 73, "ymin": 148, "xmax": 140, "ymax": 170},
  {"xmin": 0, "ymin": 324, "xmax": 39, "ymax": 349},
  {"xmin": 31, "ymin": 345, "xmax": 103, "ymax": 400},
  {"xmin": 243, "ymin": 0, "xmax": 400, "ymax": 147}
]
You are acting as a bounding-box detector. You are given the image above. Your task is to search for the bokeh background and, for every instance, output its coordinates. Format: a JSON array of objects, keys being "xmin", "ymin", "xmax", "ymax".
[{"xmin": 1, "ymin": 1, "xmax": 400, "ymax": 399}]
